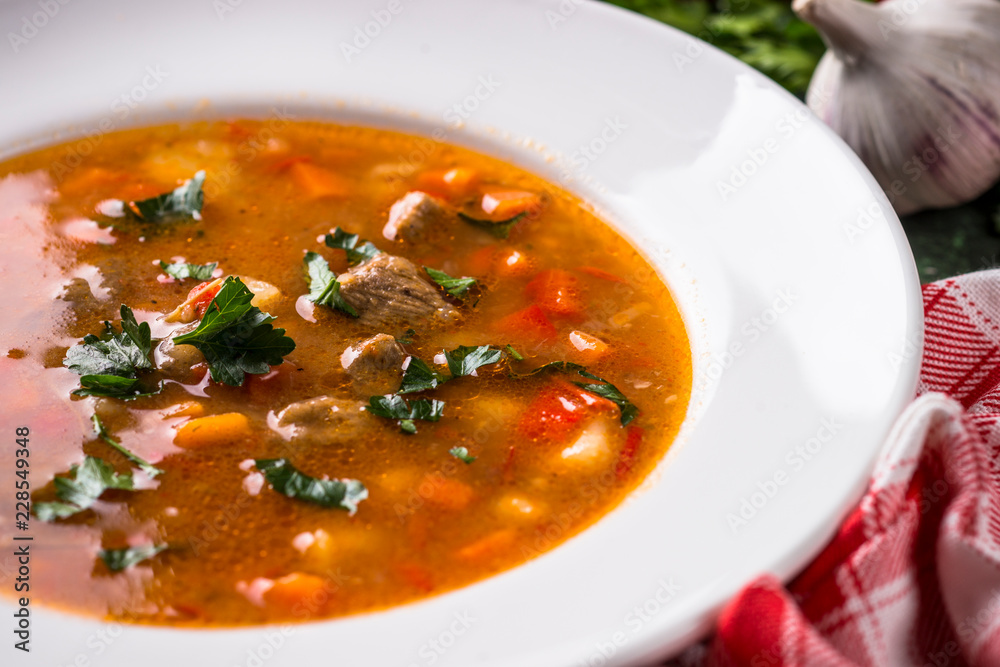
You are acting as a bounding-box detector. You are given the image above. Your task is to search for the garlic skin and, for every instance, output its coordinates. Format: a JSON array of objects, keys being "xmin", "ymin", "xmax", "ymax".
[{"xmin": 793, "ymin": 0, "xmax": 1000, "ymax": 215}]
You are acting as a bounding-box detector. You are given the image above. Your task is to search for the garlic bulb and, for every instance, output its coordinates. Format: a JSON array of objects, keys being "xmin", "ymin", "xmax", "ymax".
[{"xmin": 793, "ymin": 0, "xmax": 1000, "ymax": 215}]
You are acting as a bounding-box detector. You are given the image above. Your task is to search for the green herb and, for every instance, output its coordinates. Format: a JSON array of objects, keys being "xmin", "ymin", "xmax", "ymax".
[
  {"xmin": 118, "ymin": 171, "xmax": 205, "ymax": 223},
  {"xmin": 159, "ymin": 260, "xmax": 217, "ymax": 281},
  {"xmin": 33, "ymin": 456, "xmax": 134, "ymax": 522},
  {"xmin": 255, "ymin": 458, "xmax": 368, "ymax": 515},
  {"xmin": 458, "ymin": 211, "xmax": 527, "ymax": 239},
  {"xmin": 517, "ymin": 361, "xmax": 639, "ymax": 426},
  {"xmin": 92, "ymin": 414, "xmax": 163, "ymax": 478},
  {"xmin": 173, "ymin": 276, "xmax": 296, "ymax": 386},
  {"xmin": 302, "ymin": 251, "xmax": 358, "ymax": 317},
  {"xmin": 64, "ymin": 305, "xmax": 161, "ymax": 400},
  {"xmin": 449, "ymin": 446, "xmax": 476, "ymax": 464},
  {"xmin": 368, "ymin": 395, "xmax": 445, "ymax": 434},
  {"xmin": 424, "ymin": 266, "xmax": 477, "ymax": 298},
  {"xmin": 324, "ymin": 227, "xmax": 382, "ymax": 266},
  {"xmin": 397, "ymin": 329, "xmax": 416, "ymax": 345},
  {"xmin": 445, "ymin": 345, "xmax": 504, "ymax": 377},
  {"xmin": 399, "ymin": 357, "xmax": 447, "ymax": 394},
  {"xmin": 99, "ymin": 544, "xmax": 167, "ymax": 572},
  {"xmin": 504, "ymin": 344, "xmax": 524, "ymax": 361}
]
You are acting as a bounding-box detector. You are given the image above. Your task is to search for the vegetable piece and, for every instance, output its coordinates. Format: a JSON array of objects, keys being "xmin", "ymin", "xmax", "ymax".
[
  {"xmin": 367, "ymin": 395, "xmax": 445, "ymax": 434},
  {"xmin": 323, "ymin": 227, "xmax": 382, "ymax": 266},
  {"xmin": 172, "ymin": 276, "xmax": 296, "ymax": 386},
  {"xmin": 288, "ymin": 161, "xmax": 348, "ymax": 199},
  {"xmin": 264, "ymin": 572, "xmax": 337, "ymax": 614},
  {"xmin": 615, "ymin": 426, "xmax": 644, "ymax": 480},
  {"xmin": 64, "ymin": 305, "xmax": 161, "ymax": 400},
  {"xmin": 302, "ymin": 251, "xmax": 358, "ymax": 316},
  {"xmin": 92, "ymin": 414, "xmax": 163, "ymax": 477},
  {"xmin": 493, "ymin": 248, "xmax": 536, "ymax": 279},
  {"xmin": 481, "ymin": 189, "xmax": 541, "ymax": 218},
  {"xmin": 255, "ymin": 458, "xmax": 368, "ymax": 515},
  {"xmin": 420, "ymin": 476, "xmax": 475, "ymax": 511},
  {"xmin": 458, "ymin": 211, "xmax": 526, "ymax": 240},
  {"xmin": 449, "ymin": 446, "xmax": 476, "ymax": 464},
  {"xmin": 33, "ymin": 456, "xmax": 134, "ymax": 522},
  {"xmin": 416, "ymin": 167, "xmax": 479, "ymax": 195},
  {"xmin": 398, "ymin": 357, "xmax": 447, "ymax": 394},
  {"xmin": 444, "ymin": 345, "xmax": 503, "ymax": 377},
  {"xmin": 517, "ymin": 380, "xmax": 613, "ymax": 443},
  {"xmin": 174, "ymin": 412, "xmax": 251, "ymax": 449},
  {"xmin": 456, "ymin": 529, "xmax": 517, "ymax": 560},
  {"xmin": 504, "ymin": 344, "xmax": 524, "ymax": 361},
  {"xmin": 493, "ymin": 305, "xmax": 558, "ymax": 343},
  {"xmin": 113, "ymin": 171, "xmax": 205, "ymax": 223},
  {"xmin": 568, "ymin": 330, "xmax": 610, "ymax": 360},
  {"xmin": 159, "ymin": 260, "xmax": 218, "ymax": 281},
  {"xmin": 424, "ymin": 266, "xmax": 477, "ymax": 298},
  {"xmin": 99, "ymin": 544, "xmax": 167, "ymax": 572},
  {"xmin": 515, "ymin": 361, "xmax": 640, "ymax": 426},
  {"xmin": 164, "ymin": 277, "xmax": 225, "ymax": 323},
  {"xmin": 525, "ymin": 269, "xmax": 585, "ymax": 321}
]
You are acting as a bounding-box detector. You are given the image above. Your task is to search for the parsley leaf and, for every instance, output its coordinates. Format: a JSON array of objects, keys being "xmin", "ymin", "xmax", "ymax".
[
  {"xmin": 64, "ymin": 305, "xmax": 161, "ymax": 399},
  {"xmin": 445, "ymin": 345, "xmax": 504, "ymax": 377},
  {"xmin": 302, "ymin": 251, "xmax": 358, "ymax": 317},
  {"xmin": 118, "ymin": 171, "xmax": 205, "ymax": 223},
  {"xmin": 33, "ymin": 456, "xmax": 134, "ymax": 522},
  {"xmin": 396, "ymin": 328, "xmax": 416, "ymax": 345},
  {"xmin": 92, "ymin": 414, "xmax": 163, "ymax": 478},
  {"xmin": 172, "ymin": 276, "xmax": 296, "ymax": 386},
  {"xmin": 399, "ymin": 357, "xmax": 447, "ymax": 394},
  {"xmin": 324, "ymin": 227, "xmax": 382, "ymax": 266},
  {"xmin": 98, "ymin": 544, "xmax": 167, "ymax": 572},
  {"xmin": 368, "ymin": 395, "xmax": 445, "ymax": 434},
  {"xmin": 458, "ymin": 211, "xmax": 527, "ymax": 239},
  {"xmin": 159, "ymin": 260, "xmax": 217, "ymax": 281},
  {"xmin": 517, "ymin": 361, "xmax": 639, "ymax": 426},
  {"xmin": 255, "ymin": 458, "xmax": 368, "ymax": 515},
  {"xmin": 424, "ymin": 266, "xmax": 477, "ymax": 298},
  {"xmin": 450, "ymin": 446, "xmax": 476, "ymax": 464}
]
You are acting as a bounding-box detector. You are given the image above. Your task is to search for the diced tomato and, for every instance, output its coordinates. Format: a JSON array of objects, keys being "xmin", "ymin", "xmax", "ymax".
[
  {"xmin": 185, "ymin": 280, "xmax": 224, "ymax": 319},
  {"xmin": 576, "ymin": 265, "xmax": 627, "ymax": 284},
  {"xmin": 517, "ymin": 380, "xmax": 615, "ymax": 443},
  {"xmin": 525, "ymin": 269, "xmax": 585, "ymax": 321},
  {"xmin": 480, "ymin": 189, "xmax": 542, "ymax": 218},
  {"xmin": 396, "ymin": 562, "xmax": 435, "ymax": 593},
  {"xmin": 288, "ymin": 161, "xmax": 348, "ymax": 198},
  {"xmin": 493, "ymin": 305, "xmax": 558, "ymax": 346},
  {"xmin": 615, "ymin": 426, "xmax": 644, "ymax": 480}
]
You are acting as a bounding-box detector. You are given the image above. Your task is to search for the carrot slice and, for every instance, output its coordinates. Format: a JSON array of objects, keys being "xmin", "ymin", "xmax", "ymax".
[
  {"xmin": 264, "ymin": 573, "xmax": 336, "ymax": 616},
  {"xmin": 416, "ymin": 167, "xmax": 479, "ymax": 196},
  {"xmin": 289, "ymin": 161, "xmax": 348, "ymax": 198},
  {"xmin": 174, "ymin": 413, "xmax": 251, "ymax": 448},
  {"xmin": 567, "ymin": 330, "xmax": 610, "ymax": 361},
  {"xmin": 480, "ymin": 189, "xmax": 541, "ymax": 218}
]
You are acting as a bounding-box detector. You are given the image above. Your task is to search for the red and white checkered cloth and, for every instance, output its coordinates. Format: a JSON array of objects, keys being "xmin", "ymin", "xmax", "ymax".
[{"xmin": 669, "ymin": 269, "xmax": 1000, "ymax": 667}]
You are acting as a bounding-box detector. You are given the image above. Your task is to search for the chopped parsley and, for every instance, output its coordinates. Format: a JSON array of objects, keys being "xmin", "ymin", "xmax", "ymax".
[
  {"xmin": 424, "ymin": 266, "xmax": 477, "ymax": 298},
  {"xmin": 98, "ymin": 544, "xmax": 167, "ymax": 572},
  {"xmin": 33, "ymin": 456, "xmax": 134, "ymax": 522},
  {"xmin": 111, "ymin": 171, "xmax": 206, "ymax": 224},
  {"xmin": 159, "ymin": 260, "xmax": 217, "ymax": 281},
  {"xmin": 255, "ymin": 458, "xmax": 368, "ymax": 515},
  {"xmin": 504, "ymin": 344, "xmax": 524, "ymax": 361},
  {"xmin": 324, "ymin": 227, "xmax": 382, "ymax": 266},
  {"xmin": 458, "ymin": 211, "xmax": 526, "ymax": 239},
  {"xmin": 92, "ymin": 414, "xmax": 163, "ymax": 478},
  {"xmin": 302, "ymin": 251, "xmax": 358, "ymax": 317},
  {"xmin": 368, "ymin": 395, "xmax": 445, "ymax": 434},
  {"xmin": 399, "ymin": 357, "xmax": 447, "ymax": 394},
  {"xmin": 396, "ymin": 328, "xmax": 416, "ymax": 345},
  {"xmin": 64, "ymin": 305, "xmax": 162, "ymax": 400},
  {"xmin": 449, "ymin": 446, "xmax": 476, "ymax": 464},
  {"xmin": 444, "ymin": 345, "xmax": 504, "ymax": 377},
  {"xmin": 173, "ymin": 276, "xmax": 296, "ymax": 386}
]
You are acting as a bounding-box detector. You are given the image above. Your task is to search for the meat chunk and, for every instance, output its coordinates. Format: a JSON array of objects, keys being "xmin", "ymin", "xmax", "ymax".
[
  {"xmin": 382, "ymin": 191, "xmax": 449, "ymax": 243},
  {"xmin": 341, "ymin": 334, "xmax": 406, "ymax": 396},
  {"xmin": 337, "ymin": 253, "xmax": 459, "ymax": 328},
  {"xmin": 271, "ymin": 396, "xmax": 367, "ymax": 443}
]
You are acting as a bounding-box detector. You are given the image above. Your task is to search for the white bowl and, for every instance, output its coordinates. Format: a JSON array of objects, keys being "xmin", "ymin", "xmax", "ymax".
[{"xmin": 0, "ymin": 0, "xmax": 922, "ymax": 665}]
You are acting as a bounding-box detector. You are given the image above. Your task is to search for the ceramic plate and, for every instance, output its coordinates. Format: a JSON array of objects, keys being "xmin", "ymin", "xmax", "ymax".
[{"xmin": 0, "ymin": 0, "xmax": 922, "ymax": 664}]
